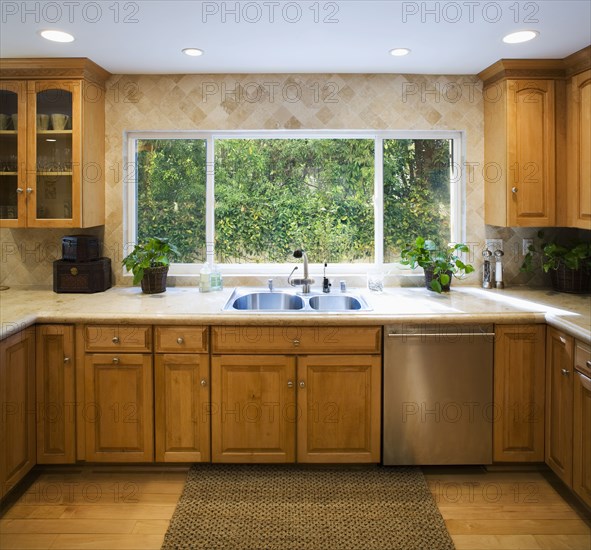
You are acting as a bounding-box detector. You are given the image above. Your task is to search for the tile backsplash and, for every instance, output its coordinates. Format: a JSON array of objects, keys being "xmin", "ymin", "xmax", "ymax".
[{"xmin": 1, "ymin": 72, "xmax": 586, "ymax": 289}]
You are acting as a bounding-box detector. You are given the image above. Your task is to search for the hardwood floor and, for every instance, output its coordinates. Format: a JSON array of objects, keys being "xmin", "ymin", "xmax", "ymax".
[{"xmin": 0, "ymin": 466, "xmax": 588, "ymax": 549}]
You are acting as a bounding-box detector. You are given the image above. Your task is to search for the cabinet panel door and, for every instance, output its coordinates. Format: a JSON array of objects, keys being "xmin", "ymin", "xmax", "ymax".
[
  {"xmin": 297, "ymin": 355, "xmax": 381, "ymax": 463},
  {"xmin": 84, "ymin": 353, "xmax": 153, "ymax": 462},
  {"xmin": 493, "ymin": 325, "xmax": 546, "ymax": 462},
  {"xmin": 155, "ymin": 354, "xmax": 210, "ymax": 462},
  {"xmin": 567, "ymin": 70, "xmax": 591, "ymax": 229},
  {"xmin": 36, "ymin": 325, "xmax": 75, "ymax": 464},
  {"xmin": 545, "ymin": 328, "xmax": 574, "ymax": 486},
  {"xmin": 0, "ymin": 328, "xmax": 35, "ymax": 499},
  {"xmin": 507, "ymin": 80, "xmax": 555, "ymax": 226},
  {"xmin": 211, "ymin": 355, "xmax": 295, "ymax": 463},
  {"xmin": 573, "ymin": 369, "xmax": 591, "ymax": 507}
]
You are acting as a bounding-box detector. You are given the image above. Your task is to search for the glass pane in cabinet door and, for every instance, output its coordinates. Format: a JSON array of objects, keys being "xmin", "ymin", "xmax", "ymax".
[
  {"xmin": 36, "ymin": 88, "xmax": 73, "ymax": 219},
  {"xmin": 0, "ymin": 89, "xmax": 19, "ymax": 219}
]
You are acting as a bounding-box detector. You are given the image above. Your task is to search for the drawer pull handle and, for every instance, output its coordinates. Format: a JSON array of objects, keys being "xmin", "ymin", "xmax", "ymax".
[
  {"xmin": 112, "ymin": 357, "xmax": 120, "ymax": 364},
  {"xmin": 561, "ymin": 368, "xmax": 570, "ymax": 376},
  {"xmin": 287, "ymin": 380, "xmax": 294, "ymax": 388},
  {"xmin": 63, "ymin": 356, "xmax": 70, "ymax": 363},
  {"xmin": 299, "ymin": 381, "xmax": 305, "ymax": 389},
  {"xmin": 177, "ymin": 337, "xmax": 184, "ymax": 345},
  {"xmin": 292, "ymin": 339, "xmax": 300, "ymax": 347},
  {"xmin": 559, "ymin": 336, "xmax": 567, "ymax": 345},
  {"xmin": 200, "ymin": 378, "xmax": 207, "ymax": 387},
  {"xmin": 112, "ymin": 336, "xmax": 120, "ymax": 344}
]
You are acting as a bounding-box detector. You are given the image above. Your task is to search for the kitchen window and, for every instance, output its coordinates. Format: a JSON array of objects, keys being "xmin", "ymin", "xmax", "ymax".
[{"xmin": 125, "ymin": 131, "xmax": 463, "ymax": 275}]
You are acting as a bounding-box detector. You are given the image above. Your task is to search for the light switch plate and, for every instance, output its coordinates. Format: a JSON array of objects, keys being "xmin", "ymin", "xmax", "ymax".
[{"xmin": 485, "ymin": 239, "xmax": 503, "ymax": 253}]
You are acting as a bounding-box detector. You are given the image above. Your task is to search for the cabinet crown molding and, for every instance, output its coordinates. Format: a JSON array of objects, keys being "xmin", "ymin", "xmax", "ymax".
[
  {"xmin": 479, "ymin": 45, "xmax": 591, "ymax": 87},
  {"xmin": 0, "ymin": 57, "xmax": 110, "ymax": 86}
]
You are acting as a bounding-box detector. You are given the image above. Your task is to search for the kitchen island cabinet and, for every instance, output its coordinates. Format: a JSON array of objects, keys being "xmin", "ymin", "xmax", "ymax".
[{"xmin": 0, "ymin": 327, "xmax": 35, "ymax": 499}]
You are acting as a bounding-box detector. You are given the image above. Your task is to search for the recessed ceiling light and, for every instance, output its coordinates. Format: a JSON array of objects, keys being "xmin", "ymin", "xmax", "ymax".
[
  {"xmin": 39, "ymin": 29, "xmax": 75, "ymax": 43},
  {"xmin": 502, "ymin": 30, "xmax": 539, "ymax": 44},
  {"xmin": 389, "ymin": 48, "xmax": 411, "ymax": 57},
  {"xmin": 182, "ymin": 48, "xmax": 204, "ymax": 57}
]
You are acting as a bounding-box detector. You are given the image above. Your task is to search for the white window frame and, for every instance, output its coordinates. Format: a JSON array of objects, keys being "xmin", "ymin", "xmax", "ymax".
[{"xmin": 124, "ymin": 130, "xmax": 464, "ymax": 277}]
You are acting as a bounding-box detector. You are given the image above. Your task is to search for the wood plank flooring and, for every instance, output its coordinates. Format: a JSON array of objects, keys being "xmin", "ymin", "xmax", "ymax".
[{"xmin": 0, "ymin": 466, "xmax": 588, "ymax": 549}]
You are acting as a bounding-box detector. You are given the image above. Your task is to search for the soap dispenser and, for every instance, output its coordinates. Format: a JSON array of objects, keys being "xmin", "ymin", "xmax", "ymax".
[{"xmin": 199, "ymin": 262, "xmax": 211, "ymax": 293}]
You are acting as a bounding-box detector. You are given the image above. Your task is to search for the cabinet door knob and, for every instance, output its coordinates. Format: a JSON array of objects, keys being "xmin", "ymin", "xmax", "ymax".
[
  {"xmin": 561, "ymin": 368, "xmax": 570, "ymax": 376},
  {"xmin": 200, "ymin": 378, "xmax": 207, "ymax": 387},
  {"xmin": 112, "ymin": 357, "xmax": 120, "ymax": 364},
  {"xmin": 16, "ymin": 187, "xmax": 23, "ymax": 194},
  {"xmin": 299, "ymin": 380, "xmax": 306, "ymax": 389},
  {"xmin": 177, "ymin": 337, "xmax": 184, "ymax": 345},
  {"xmin": 287, "ymin": 380, "xmax": 294, "ymax": 388},
  {"xmin": 511, "ymin": 187, "xmax": 518, "ymax": 194},
  {"xmin": 63, "ymin": 356, "xmax": 70, "ymax": 363},
  {"xmin": 112, "ymin": 336, "xmax": 120, "ymax": 344},
  {"xmin": 26, "ymin": 187, "xmax": 33, "ymax": 194},
  {"xmin": 586, "ymin": 360, "xmax": 591, "ymax": 368},
  {"xmin": 559, "ymin": 336, "xmax": 567, "ymax": 345},
  {"xmin": 292, "ymin": 339, "xmax": 300, "ymax": 347}
]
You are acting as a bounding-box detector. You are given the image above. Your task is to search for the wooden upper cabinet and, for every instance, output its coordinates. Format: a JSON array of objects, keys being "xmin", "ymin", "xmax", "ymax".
[
  {"xmin": 566, "ymin": 69, "xmax": 591, "ymax": 229},
  {"xmin": 483, "ymin": 78, "xmax": 557, "ymax": 227},
  {"xmin": 0, "ymin": 58, "xmax": 110, "ymax": 228}
]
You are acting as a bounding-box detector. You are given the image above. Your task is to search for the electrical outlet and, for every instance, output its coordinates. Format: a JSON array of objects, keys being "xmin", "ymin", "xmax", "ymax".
[
  {"xmin": 523, "ymin": 238, "xmax": 534, "ymax": 256},
  {"xmin": 485, "ymin": 239, "xmax": 503, "ymax": 253}
]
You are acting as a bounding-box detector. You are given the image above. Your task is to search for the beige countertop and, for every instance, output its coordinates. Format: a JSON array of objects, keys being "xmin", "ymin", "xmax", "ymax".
[
  {"xmin": 1, "ymin": 285, "xmax": 589, "ymax": 343},
  {"xmin": 0, "ymin": 287, "xmax": 591, "ymax": 342}
]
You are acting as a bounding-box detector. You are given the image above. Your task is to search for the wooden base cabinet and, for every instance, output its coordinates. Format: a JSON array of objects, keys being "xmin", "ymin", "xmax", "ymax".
[
  {"xmin": 493, "ymin": 325, "xmax": 546, "ymax": 462},
  {"xmin": 297, "ymin": 355, "xmax": 381, "ymax": 463},
  {"xmin": 545, "ymin": 328, "xmax": 574, "ymax": 486},
  {"xmin": 211, "ymin": 355, "xmax": 296, "ymax": 463},
  {"xmin": 154, "ymin": 324, "xmax": 211, "ymax": 463},
  {"xmin": 573, "ymin": 341, "xmax": 591, "ymax": 507},
  {"xmin": 36, "ymin": 325, "xmax": 75, "ymax": 464},
  {"xmin": 0, "ymin": 328, "xmax": 35, "ymax": 499},
  {"xmin": 84, "ymin": 353, "xmax": 153, "ymax": 462}
]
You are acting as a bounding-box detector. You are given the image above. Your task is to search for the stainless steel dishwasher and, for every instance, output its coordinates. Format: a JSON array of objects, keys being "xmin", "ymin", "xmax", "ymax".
[{"xmin": 383, "ymin": 324, "xmax": 494, "ymax": 465}]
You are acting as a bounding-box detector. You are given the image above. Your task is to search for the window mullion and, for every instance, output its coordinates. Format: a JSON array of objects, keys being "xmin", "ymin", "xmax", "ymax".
[
  {"xmin": 374, "ymin": 136, "xmax": 384, "ymax": 265},
  {"xmin": 206, "ymin": 136, "xmax": 215, "ymax": 264}
]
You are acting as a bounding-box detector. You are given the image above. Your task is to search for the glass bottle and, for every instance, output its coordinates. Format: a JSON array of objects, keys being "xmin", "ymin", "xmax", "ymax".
[{"xmin": 199, "ymin": 262, "xmax": 211, "ymax": 292}]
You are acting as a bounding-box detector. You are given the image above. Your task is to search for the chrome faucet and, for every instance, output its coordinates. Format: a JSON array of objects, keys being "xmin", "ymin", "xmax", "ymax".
[{"xmin": 288, "ymin": 249, "xmax": 315, "ymax": 294}]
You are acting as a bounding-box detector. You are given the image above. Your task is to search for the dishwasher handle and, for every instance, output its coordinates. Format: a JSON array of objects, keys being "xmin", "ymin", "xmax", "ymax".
[{"xmin": 387, "ymin": 332, "xmax": 495, "ymax": 338}]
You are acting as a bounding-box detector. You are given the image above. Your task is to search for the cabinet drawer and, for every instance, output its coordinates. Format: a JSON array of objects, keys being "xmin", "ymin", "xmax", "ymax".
[
  {"xmin": 155, "ymin": 326, "xmax": 208, "ymax": 353},
  {"xmin": 84, "ymin": 325, "xmax": 152, "ymax": 352},
  {"xmin": 212, "ymin": 326, "xmax": 381, "ymax": 354},
  {"xmin": 575, "ymin": 340, "xmax": 591, "ymax": 377}
]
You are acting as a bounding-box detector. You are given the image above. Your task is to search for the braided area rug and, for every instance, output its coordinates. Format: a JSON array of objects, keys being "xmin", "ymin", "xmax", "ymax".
[{"xmin": 161, "ymin": 465, "xmax": 455, "ymax": 550}]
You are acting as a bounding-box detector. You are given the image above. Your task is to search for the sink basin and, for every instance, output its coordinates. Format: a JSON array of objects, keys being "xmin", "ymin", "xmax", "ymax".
[
  {"xmin": 222, "ymin": 289, "xmax": 371, "ymax": 312},
  {"xmin": 309, "ymin": 295, "xmax": 365, "ymax": 311},
  {"xmin": 228, "ymin": 292, "xmax": 305, "ymax": 311}
]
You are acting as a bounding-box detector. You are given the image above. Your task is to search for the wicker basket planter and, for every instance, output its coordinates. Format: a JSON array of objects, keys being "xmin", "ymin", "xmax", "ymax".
[
  {"xmin": 140, "ymin": 266, "xmax": 169, "ymax": 294},
  {"xmin": 549, "ymin": 264, "xmax": 591, "ymax": 294}
]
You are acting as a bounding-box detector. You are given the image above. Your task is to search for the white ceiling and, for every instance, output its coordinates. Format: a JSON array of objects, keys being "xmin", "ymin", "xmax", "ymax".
[{"xmin": 1, "ymin": 1, "xmax": 590, "ymax": 74}]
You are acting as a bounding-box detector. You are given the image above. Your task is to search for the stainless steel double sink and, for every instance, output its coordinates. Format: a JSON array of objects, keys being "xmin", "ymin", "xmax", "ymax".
[{"xmin": 223, "ymin": 289, "xmax": 371, "ymax": 312}]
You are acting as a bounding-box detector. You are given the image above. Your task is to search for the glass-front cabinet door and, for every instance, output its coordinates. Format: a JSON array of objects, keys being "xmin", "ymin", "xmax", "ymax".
[
  {"xmin": 0, "ymin": 81, "xmax": 26, "ymax": 227},
  {"xmin": 26, "ymin": 80, "xmax": 80, "ymax": 227}
]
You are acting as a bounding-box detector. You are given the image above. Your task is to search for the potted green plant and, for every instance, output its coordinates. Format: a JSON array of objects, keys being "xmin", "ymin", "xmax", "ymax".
[
  {"xmin": 122, "ymin": 237, "xmax": 179, "ymax": 294},
  {"xmin": 400, "ymin": 237, "xmax": 474, "ymax": 293},
  {"xmin": 521, "ymin": 237, "xmax": 591, "ymax": 294}
]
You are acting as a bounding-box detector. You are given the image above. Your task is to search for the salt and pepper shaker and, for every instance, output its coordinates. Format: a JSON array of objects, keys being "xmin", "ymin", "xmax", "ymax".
[
  {"xmin": 482, "ymin": 248, "xmax": 493, "ymax": 289},
  {"xmin": 494, "ymin": 249, "xmax": 504, "ymax": 289}
]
